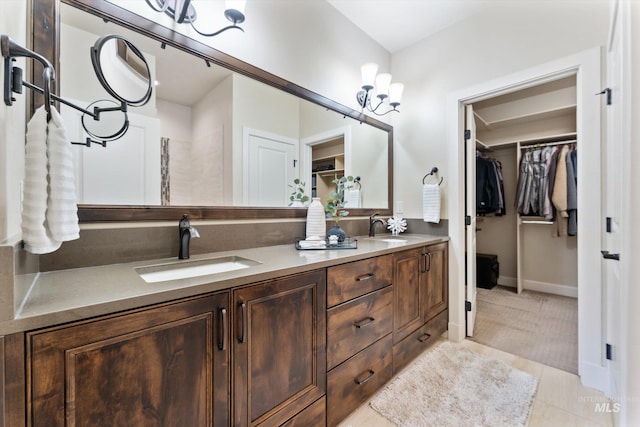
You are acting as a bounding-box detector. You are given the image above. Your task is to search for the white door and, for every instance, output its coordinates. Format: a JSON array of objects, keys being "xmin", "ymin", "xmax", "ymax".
[
  {"xmin": 603, "ymin": 0, "xmax": 624, "ymax": 399},
  {"xmin": 64, "ymin": 106, "xmax": 161, "ymax": 205},
  {"xmin": 246, "ymin": 131, "xmax": 298, "ymax": 206},
  {"xmin": 465, "ymin": 104, "xmax": 478, "ymax": 336}
]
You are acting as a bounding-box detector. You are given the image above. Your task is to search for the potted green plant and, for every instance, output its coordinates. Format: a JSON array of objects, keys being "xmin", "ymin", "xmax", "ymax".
[
  {"xmin": 325, "ymin": 175, "xmax": 355, "ymax": 241},
  {"xmin": 288, "ymin": 178, "xmax": 309, "ymax": 207}
]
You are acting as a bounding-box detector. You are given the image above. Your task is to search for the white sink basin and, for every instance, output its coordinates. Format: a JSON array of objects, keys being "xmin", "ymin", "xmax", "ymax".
[
  {"xmin": 376, "ymin": 238, "xmax": 409, "ymax": 244},
  {"xmin": 136, "ymin": 256, "xmax": 261, "ymax": 283}
]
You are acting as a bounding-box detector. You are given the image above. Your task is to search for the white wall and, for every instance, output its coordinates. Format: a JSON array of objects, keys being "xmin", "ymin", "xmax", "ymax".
[
  {"xmin": 391, "ymin": 1, "xmax": 609, "ymax": 220},
  {"xmin": 107, "ymin": 0, "xmax": 390, "ymax": 116},
  {"xmin": 0, "ymin": 1, "xmax": 27, "ymax": 241}
]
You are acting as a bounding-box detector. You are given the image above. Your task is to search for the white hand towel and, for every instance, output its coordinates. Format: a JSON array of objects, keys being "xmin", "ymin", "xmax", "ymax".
[
  {"xmin": 21, "ymin": 106, "xmax": 61, "ymax": 254},
  {"xmin": 21, "ymin": 106, "xmax": 79, "ymax": 254},
  {"xmin": 47, "ymin": 107, "xmax": 79, "ymax": 242},
  {"xmin": 423, "ymin": 183, "xmax": 441, "ymax": 223},
  {"xmin": 344, "ymin": 189, "xmax": 361, "ymax": 208}
]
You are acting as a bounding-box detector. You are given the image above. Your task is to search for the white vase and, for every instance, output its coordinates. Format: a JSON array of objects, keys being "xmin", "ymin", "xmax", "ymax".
[{"xmin": 306, "ymin": 197, "xmax": 326, "ymax": 239}]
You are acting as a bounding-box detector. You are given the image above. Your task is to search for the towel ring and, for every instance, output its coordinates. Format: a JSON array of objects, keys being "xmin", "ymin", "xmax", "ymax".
[{"xmin": 423, "ymin": 167, "xmax": 443, "ymax": 186}]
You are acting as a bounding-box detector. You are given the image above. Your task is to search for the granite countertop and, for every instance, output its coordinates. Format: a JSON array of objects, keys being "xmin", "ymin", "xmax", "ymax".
[{"xmin": 2, "ymin": 234, "xmax": 448, "ymax": 335}]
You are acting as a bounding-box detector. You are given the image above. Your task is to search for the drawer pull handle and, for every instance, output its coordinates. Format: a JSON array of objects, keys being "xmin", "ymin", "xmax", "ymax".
[
  {"xmin": 238, "ymin": 301, "xmax": 247, "ymax": 343},
  {"xmin": 354, "ymin": 369, "xmax": 375, "ymax": 385},
  {"xmin": 356, "ymin": 273, "xmax": 375, "ymax": 282},
  {"xmin": 218, "ymin": 307, "xmax": 228, "ymax": 351},
  {"xmin": 354, "ymin": 317, "xmax": 375, "ymax": 328},
  {"xmin": 418, "ymin": 333, "xmax": 431, "ymax": 343}
]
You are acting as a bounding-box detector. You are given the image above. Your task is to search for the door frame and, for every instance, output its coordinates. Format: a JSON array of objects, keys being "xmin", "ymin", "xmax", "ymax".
[
  {"xmin": 300, "ymin": 125, "xmax": 353, "ymax": 188},
  {"xmin": 446, "ymin": 47, "xmax": 607, "ymax": 392}
]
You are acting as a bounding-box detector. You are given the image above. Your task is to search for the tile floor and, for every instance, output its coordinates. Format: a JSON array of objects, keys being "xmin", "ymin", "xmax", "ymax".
[{"xmin": 338, "ymin": 340, "xmax": 613, "ymax": 427}]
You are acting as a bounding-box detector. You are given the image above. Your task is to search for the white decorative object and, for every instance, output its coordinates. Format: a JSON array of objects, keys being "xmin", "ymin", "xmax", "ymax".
[
  {"xmin": 387, "ymin": 216, "xmax": 407, "ymax": 236},
  {"xmin": 306, "ymin": 197, "xmax": 326, "ymax": 239}
]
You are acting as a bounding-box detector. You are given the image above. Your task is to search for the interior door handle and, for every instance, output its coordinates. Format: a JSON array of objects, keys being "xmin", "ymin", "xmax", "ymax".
[{"xmin": 601, "ymin": 250, "xmax": 620, "ymax": 261}]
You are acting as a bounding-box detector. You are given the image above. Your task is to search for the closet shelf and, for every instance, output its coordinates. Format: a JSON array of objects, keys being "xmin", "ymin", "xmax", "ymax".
[
  {"xmin": 315, "ymin": 169, "xmax": 344, "ymax": 178},
  {"xmin": 312, "ymin": 153, "xmax": 344, "ymax": 162},
  {"xmin": 476, "ymin": 105, "xmax": 576, "ymax": 130}
]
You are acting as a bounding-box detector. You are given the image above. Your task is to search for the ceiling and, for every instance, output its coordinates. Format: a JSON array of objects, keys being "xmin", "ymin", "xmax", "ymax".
[{"xmin": 326, "ymin": 0, "xmax": 499, "ymax": 53}]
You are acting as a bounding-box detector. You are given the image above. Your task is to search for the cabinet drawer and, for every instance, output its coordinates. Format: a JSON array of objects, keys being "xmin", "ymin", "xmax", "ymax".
[
  {"xmin": 392, "ymin": 309, "xmax": 448, "ymax": 375},
  {"xmin": 327, "ymin": 255, "xmax": 393, "ymax": 307},
  {"xmin": 327, "ymin": 286, "xmax": 393, "ymax": 370},
  {"xmin": 281, "ymin": 396, "xmax": 326, "ymax": 427},
  {"xmin": 327, "ymin": 335, "xmax": 393, "ymax": 427}
]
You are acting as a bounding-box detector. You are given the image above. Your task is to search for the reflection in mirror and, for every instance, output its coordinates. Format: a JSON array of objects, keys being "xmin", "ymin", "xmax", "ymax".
[
  {"xmin": 80, "ymin": 99, "xmax": 129, "ymax": 142},
  {"xmin": 91, "ymin": 35, "xmax": 153, "ymax": 106},
  {"xmin": 45, "ymin": 0, "xmax": 393, "ymax": 220}
]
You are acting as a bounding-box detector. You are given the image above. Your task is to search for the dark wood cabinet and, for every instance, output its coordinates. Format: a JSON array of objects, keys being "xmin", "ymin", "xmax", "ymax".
[
  {"xmin": 27, "ymin": 292, "xmax": 230, "ymax": 427},
  {"xmin": 392, "ymin": 248, "xmax": 423, "ymax": 344},
  {"xmin": 9, "ymin": 242, "xmax": 447, "ymax": 427},
  {"xmin": 423, "ymin": 242, "xmax": 448, "ymax": 321},
  {"xmin": 232, "ymin": 270, "xmax": 326, "ymax": 427},
  {"xmin": 392, "ymin": 242, "xmax": 449, "ymax": 374}
]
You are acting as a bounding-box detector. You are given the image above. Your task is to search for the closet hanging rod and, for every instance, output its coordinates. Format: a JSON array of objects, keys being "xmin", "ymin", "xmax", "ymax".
[{"xmin": 521, "ymin": 139, "xmax": 577, "ymax": 149}]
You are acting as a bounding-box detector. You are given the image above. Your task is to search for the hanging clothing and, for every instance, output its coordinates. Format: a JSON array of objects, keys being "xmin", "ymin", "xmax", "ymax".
[
  {"xmin": 476, "ymin": 153, "xmax": 505, "ymax": 215},
  {"xmin": 515, "ymin": 143, "xmax": 577, "ymax": 237},
  {"xmin": 566, "ymin": 148, "xmax": 577, "ymax": 236},
  {"xmin": 551, "ymin": 145, "xmax": 569, "ymax": 237}
]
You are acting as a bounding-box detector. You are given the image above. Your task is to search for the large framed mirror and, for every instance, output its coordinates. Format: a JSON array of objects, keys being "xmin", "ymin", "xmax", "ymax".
[{"xmin": 32, "ymin": 0, "xmax": 393, "ymax": 222}]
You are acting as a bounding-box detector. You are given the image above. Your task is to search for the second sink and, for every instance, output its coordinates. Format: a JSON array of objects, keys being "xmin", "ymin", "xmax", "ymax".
[{"xmin": 136, "ymin": 256, "xmax": 261, "ymax": 283}]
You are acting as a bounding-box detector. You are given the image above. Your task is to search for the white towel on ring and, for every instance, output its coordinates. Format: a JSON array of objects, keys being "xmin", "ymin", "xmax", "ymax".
[
  {"xmin": 21, "ymin": 106, "xmax": 79, "ymax": 254},
  {"xmin": 422, "ymin": 183, "xmax": 441, "ymax": 223},
  {"xmin": 46, "ymin": 107, "xmax": 79, "ymax": 242}
]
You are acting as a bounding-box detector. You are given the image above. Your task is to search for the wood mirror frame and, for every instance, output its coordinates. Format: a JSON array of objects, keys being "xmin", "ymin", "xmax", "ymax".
[{"xmin": 31, "ymin": 0, "xmax": 393, "ymax": 222}]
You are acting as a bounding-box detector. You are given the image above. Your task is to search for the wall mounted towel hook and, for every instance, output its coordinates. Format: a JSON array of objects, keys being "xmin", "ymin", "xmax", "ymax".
[{"xmin": 423, "ymin": 167, "xmax": 443, "ymax": 186}]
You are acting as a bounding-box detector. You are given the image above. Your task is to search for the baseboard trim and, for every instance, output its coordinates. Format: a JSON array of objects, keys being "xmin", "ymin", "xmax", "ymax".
[
  {"xmin": 580, "ymin": 360, "xmax": 609, "ymax": 394},
  {"xmin": 498, "ymin": 276, "xmax": 517, "ymax": 288},
  {"xmin": 496, "ymin": 276, "xmax": 577, "ymax": 298},
  {"xmin": 448, "ymin": 321, "xmax": 464, "ymax": 342}
]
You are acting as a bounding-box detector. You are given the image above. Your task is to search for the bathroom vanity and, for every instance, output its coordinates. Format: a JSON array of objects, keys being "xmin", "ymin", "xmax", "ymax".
[{"xmin": 0, "ymin": 234, "xmax": 447, "ymax": 427}]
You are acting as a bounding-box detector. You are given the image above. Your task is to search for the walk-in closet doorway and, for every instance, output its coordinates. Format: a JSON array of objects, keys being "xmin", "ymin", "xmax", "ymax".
[
  {"xmin": 465, "ymin": 77, "xmax": 579, "ymax": 374},
  {"xmin": 446, "ymin": 47, "xmax": 609, "ymax": 393}
]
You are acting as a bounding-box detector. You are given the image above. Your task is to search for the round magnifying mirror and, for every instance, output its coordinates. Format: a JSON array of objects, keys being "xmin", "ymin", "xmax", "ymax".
[
  {"xmin": 91, "ymin": 35, "xmax": 152, "ymax": 107},
  {"xmin": 82, "ymin": 100, "xmax": 129, "ymax": 142}
]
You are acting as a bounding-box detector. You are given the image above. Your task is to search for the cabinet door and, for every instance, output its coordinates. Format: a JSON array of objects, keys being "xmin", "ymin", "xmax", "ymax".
[
  {"xmin": 423, "ymin": 242, "xmax": 448, "ymax": 322},
  {"xmin": 28, "ymin": 292, "xmax": 230, "ymax": 427},
  {"xmin": 233, "ymin": 270, "xmax": 326, "ymax": 427},
  {"xmin": 392, "ymin": 248, "xmax": 424, "ymax": 344}
]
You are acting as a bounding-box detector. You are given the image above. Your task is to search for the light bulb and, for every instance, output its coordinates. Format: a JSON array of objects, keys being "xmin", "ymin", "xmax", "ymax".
[
  {"xmin": 375, "ymin": 73, "xmax": 392, "ymax": 99},
  {"xmin": 389, "ymin": 83, "xmax": 404, "ymax": 106},
  {"xmin": 361, "ymin": 63, "xmax": 379, "ymax": 91}
]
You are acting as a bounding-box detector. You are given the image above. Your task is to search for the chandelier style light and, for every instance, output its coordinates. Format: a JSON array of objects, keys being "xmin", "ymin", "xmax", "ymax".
[
  {"xmin": 356, "ymin": 62, "xmax": 404, "ymax": 116},
  {"xmin": 145, "ymin": 0, "xmax": 246, "ymax": 37}
]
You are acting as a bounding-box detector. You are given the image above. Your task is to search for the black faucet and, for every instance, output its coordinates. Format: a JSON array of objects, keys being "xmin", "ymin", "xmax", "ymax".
[
  {"xmin": 369, "ymin": 212, "xmax": 386, "ymax": 237},
  {"xmin": 178, "ymin": 214, "xmax": 199, "ymax": 259}
]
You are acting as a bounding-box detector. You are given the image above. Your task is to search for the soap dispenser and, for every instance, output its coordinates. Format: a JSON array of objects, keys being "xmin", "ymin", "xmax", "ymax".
[{"xmin": 179, "ymin": 214, "xmax": 192, "ymax": 259}]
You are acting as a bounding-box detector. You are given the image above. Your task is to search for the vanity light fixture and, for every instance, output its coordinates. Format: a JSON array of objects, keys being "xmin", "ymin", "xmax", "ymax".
[
  {"xmin": 356, "ymin": 62, "xmax": 404, "ymax": 116},
  {"xmin": 145, "ymin": 0, "xmax": 246, "ymax": 38}
]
